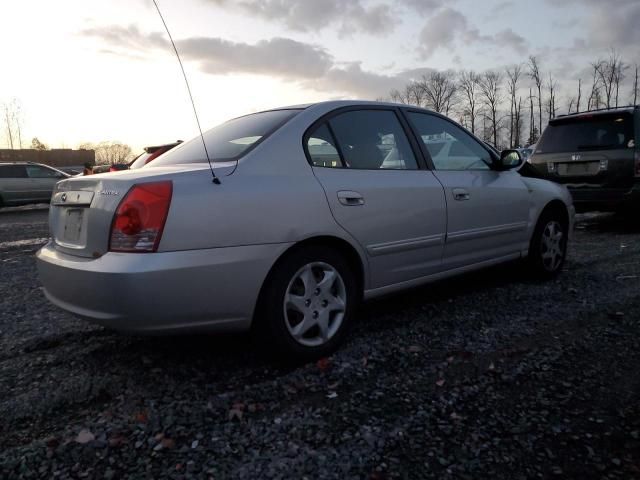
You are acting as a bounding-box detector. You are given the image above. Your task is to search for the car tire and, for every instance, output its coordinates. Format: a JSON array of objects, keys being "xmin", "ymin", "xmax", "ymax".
[
  {"xmin": 256, "ymin": 246, "xmax": 359, "ymax": 361},
  {"xmin": 527, "ymin": 209, "xmax": 568, "ymax": 279}
]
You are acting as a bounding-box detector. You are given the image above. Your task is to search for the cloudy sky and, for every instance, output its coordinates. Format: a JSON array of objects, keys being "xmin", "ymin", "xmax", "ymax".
[{"xmin": 2, "ymin": 0, "xmax": 639, "ymax": 150}]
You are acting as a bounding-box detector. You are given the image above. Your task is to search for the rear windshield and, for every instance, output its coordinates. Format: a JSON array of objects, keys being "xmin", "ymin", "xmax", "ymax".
[
  {"xmin": 150, "ymin": 109, "xmax": 301, "ymax": 166},
  {"xmin": 536, "ymin": 113, "xmax": 634, "ymax": 154}
]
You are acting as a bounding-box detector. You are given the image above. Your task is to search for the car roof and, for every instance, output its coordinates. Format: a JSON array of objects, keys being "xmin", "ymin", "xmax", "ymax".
[
  {"xmin": 259, "ymin": 99, "xmax": 432, "ymax": 114},
  {"xmin": 0, "ymin": 161, "xmax": 56, "ymax": 166},
  {"xmin": 555, "ymin": 105, "xmax": 638, "ymax": 122}
]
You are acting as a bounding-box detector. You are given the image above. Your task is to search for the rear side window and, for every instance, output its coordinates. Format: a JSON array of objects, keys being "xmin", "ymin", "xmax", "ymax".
[
  {"xmin": 307, "ymin": 124, "xmax": 342, "ymax": 168},
  {"xmin": 307, "ymin": 110, "xmax": 418, "ymax": 170},
  {"xmin": 150, "ymin": 109, "xmax": 301, "ymax": 166},
  {"xmin": 0, "ymin": 165, "xmax": 27, "ymax": 178},
  {"xmin": 537, "ymin": 113, "xmax": 634, "ymax": 153}
]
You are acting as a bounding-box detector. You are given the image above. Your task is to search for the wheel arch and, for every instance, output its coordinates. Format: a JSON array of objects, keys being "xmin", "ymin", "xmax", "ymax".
[
  {"xmin": 538, "ymin": 199, "xmax": 570, "ymax": 228},
  {"xmin": 251, "ymin": 235, "xmax": 366, "ymax": 327}
]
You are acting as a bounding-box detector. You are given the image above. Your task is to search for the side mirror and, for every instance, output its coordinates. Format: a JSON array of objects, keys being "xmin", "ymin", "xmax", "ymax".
[{"xmin": 498, "ymin": 149, "xmax": 523, "ymax": 170}]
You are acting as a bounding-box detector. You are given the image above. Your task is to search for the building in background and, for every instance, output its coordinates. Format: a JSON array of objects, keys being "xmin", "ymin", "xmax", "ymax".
[{"xmin": 0, "ymin": 149, "xmax": 95, "ymax": 175}]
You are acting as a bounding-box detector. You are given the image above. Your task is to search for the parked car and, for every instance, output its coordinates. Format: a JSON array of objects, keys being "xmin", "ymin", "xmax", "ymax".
[
  {"xmin": 0, "ymin": 162, "xmax": 69, "ymax": 207},
  {"xmin": 109, "ymin": 163, "xmax": 129, "ymax": 172},
  {"xmin": 529, "ymin": 106, "xmax": 639, "ymax": 212},
  {"xmin": 36, "ymin": 101, "xmax": 574, "ymax": 359},
  {"xmin": 91, "ymin": 164, "xmax": 111, "ymax": 174},
  {"xmin": 129, "ymin": 141, "xmax": 183, "ymax": 169}
]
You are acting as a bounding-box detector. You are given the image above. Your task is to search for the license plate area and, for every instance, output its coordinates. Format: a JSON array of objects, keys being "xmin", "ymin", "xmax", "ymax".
[
  {"xmin": 63, "ymin": 208, "xmax": 84, "ymax": 243},
  {"xmin": 557, "ymin": 162, "xmax": 600, "ymax": 176}
]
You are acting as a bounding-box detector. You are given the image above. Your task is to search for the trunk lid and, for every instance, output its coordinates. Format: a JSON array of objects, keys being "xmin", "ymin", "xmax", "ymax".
[{"xmin": 49, "ymin": 163, "xmax": 234, "ymax": 258}]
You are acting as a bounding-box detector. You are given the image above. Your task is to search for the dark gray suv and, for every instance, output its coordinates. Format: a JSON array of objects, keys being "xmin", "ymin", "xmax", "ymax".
[
  {"xmin": 0, "ymin": 162, "xmax": 69, "ymax": 208},
  {"xmin": 529, "ymin": 106, "xmax": 640, "ymax": 212}
]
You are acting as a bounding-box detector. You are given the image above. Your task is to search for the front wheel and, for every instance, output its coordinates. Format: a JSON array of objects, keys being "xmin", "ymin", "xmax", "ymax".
[
  {"xmin": 527, "ymin": 211, "xmax": 568, "ymax": 278},
  {"xmin": 257, "ymin": 246, "xmax": 359, "ymax": 361}
]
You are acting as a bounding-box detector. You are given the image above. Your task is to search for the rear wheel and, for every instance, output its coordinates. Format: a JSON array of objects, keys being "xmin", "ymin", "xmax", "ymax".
[
  {"xmin": 527, "ymin": 210, "xmax": 568, "ymax": 278},
  {"xmin": 257, "ymin": 246, "xmax": 358, "ymax": 361}
]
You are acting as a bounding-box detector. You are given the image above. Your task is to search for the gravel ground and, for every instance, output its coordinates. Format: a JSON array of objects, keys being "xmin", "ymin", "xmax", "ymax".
[{"xmin": 1, "ymin": 206, "xmax": 639, "ymax": 479}]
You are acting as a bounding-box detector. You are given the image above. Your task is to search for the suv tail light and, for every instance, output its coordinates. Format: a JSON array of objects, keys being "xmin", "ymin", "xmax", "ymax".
[
  {"xmin": 109, "ymin": 181, "xmax": 172, "ymax": 252},
  {"xmin": 635, "ymin": 151, "xmax": 640, "ymax": 177}
]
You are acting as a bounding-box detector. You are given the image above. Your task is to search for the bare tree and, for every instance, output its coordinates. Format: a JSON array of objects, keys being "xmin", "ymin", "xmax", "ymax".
[
  {"xmin": 593, "ymin": 50, "xmax": 627, "ymax": 109},
  {"xmin": 458, "ymin": 70, "xmax": 480, "ymax": 134},
  {"xmin": 631, "ymin": 64, "xmax": 639, "ymax": 105},
  {"xmin": 587, "ymin": 63, "xmax": 601, "ymax": 110},
  {"xmin": 419, "ymin": 71, "xmax": 458, "ymax": 115},
  {"xmin": 389, "ymin": 81, "xmax": 427, "ymax": 107},
  {"xmin": 514, "ymin": 96, "xmax": 524, "ymax": 147},
  {"xmin": 506, "ymin": 65, "xmax": 523, "ymax": 148},
  {"xmin": 528, "ymin": 88, "xmax": 536, "ymax": 144},
  {"xmin": 479, "ymin": 71, "xmax": 503, "ymax": 148},
  {"xmin": 78, "ymin": 141, "xmax": 133, "ymax": 164},
  {"xmin": 576, "ymin": 78, "xmax": 582, "ymax": 113},
  {"xmin": 3, "ymin": 104, "xmax": 14, "ymax": 149},
  {"xmin": 2, "ymin": 99, "xmax": 23, "ymax": 149},
  {"xmin": 528, "ymin": 56, "xmax": 544, "ymax": 132},
  {"xmin": 546, "ymin": 74, "xmax": 557, "ymax": 121},
  {"xmin": 31, "ymin": 137, "xmax": 48, "ymax": 150}
]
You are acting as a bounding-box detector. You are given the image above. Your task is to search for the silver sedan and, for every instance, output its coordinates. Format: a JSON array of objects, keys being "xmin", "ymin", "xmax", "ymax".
[{"xmin": 36, "ymin": 101, "xmax": 574, "ymax": 359}]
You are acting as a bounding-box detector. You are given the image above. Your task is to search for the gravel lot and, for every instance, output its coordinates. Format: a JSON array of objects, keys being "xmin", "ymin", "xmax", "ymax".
[{"xmin": 1, "ymin": 206, "xmax": 639, "ymax": 479}]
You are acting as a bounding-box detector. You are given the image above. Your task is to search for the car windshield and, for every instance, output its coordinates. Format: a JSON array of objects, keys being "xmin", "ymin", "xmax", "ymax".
[
  {"xmin": 150, "ymin": 109, "xmax": 301, "ymax": 166},
  {"xmin": 536, "ymin": 113, "xmax": 634, "ymax": 153}
]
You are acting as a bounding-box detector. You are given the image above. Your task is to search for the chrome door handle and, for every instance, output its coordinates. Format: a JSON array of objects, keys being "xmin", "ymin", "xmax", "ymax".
[
  {"xmin": 337, "ymin": 190, "xmax": 365, "ymax": 206},
  {"xmin": 452, "ymin": 188, "xmax": 470, "ymax": 201}
]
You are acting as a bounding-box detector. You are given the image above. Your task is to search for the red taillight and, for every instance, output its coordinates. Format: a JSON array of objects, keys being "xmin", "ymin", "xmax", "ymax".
[{"xmin": 109, "ymin": 181, "xmax": 172, "ymax": 252}]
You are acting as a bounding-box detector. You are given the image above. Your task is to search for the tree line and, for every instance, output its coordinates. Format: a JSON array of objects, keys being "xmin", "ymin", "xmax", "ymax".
[{"xmin": 389, "ymin": 50, "xmax": 640, "ymax": 150}]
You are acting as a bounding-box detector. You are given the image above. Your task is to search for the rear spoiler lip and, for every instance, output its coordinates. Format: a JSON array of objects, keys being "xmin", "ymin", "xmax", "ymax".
[{"xmin": 144, "ymin": 141, "xmax": 183, "ymax": 154}]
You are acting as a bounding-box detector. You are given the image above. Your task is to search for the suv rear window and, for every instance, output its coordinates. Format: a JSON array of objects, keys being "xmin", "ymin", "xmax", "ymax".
[
  {"xmin": 150, "ymin": 109, "xmax": 301, "ymax": 166},
  {"xmin": 537, "ymin": 113, "xmax": 634, "ymax": 153}
]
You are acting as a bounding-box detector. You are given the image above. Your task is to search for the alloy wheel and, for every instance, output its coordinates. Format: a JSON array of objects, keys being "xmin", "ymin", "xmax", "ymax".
[
  {"xmin": 283, "ymin": 262, "xmax": 347, "ymax": 347},
  {"xmin": 540, "ymin": 220, "xmax": 565, "ymax": 272}
]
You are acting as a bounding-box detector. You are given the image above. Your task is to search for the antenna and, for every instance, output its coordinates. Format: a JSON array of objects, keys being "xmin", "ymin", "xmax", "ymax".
[{"xmin": 151, "ymin": 0, "xmax": 221, "ymax": 184}]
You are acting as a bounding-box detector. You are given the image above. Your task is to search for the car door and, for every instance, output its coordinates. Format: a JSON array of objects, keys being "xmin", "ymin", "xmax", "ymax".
[
  {"xmin": 25, "ymin": 165, "xmax": 64, "ymax": 202},
  {"xmin": 0, "ymin": 164, "xmax": 30, "ymax": 204},
  {"xmin": 306, "ymin": 108, "xmax": 447, "ymax": 289},
  {"xmin": 405, "ymin": 110, "xmax": 530, "ymax": 270}
]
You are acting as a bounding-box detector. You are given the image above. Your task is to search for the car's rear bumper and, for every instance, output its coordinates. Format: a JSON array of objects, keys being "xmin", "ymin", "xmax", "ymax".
[
  {"xmin": 568, "ymin": 182, "xmax": 640, "ymax": 211},
  {"xmin": 36, "ymin": 241, "xmax": 291, "ymax": 333}
]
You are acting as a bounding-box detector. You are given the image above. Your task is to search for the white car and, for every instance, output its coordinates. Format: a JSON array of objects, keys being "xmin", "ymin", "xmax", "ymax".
[{"xmin": 36, "ymin": 101, "xmax": 574, "ymax": 359}]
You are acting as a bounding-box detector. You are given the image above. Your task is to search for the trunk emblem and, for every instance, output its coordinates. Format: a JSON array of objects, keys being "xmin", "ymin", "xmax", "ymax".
[
  {"xmin": 571, "ymin": 154, "xmax": 581, "ymax": 161},
  {"xmin": 98, "ymin": 190, "xmax": 120, "ymax": 196},
  {"xmin": 61, "ymin": 193, "xmax": 67, "ymax": 202}
]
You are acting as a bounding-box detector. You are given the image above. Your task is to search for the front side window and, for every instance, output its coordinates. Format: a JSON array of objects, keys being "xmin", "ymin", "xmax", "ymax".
[
  {"xmin": 408, "ymin": 112, "xmax": 492, "ymax": 171},
  {"xmin": 0, "ymin": 165, "xmax": 27, "ymax": 178},
  {"xmin": 151, "ymin": 109, "xmax": 301, "ymax": 166},
  {"xmin": 320, "ymin": 110, "xmax": 418, "ymax": 170}
]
